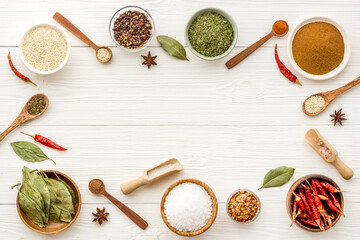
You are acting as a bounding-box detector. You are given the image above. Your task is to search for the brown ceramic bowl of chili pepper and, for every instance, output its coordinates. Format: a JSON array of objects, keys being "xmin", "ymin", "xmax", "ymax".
[{"xmin": 286, "ymin": 174, "xmax": 344, "ymax": 232}]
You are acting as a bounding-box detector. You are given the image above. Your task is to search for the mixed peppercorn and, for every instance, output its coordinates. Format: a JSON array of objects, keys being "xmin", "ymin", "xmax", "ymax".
[
  {"xmin": 291, "ymin": 178, "xmax": 344, "ymax": 231},
  {"xmin": 112, "ymin": 10, "xmax": 152, "ymax": 49}
]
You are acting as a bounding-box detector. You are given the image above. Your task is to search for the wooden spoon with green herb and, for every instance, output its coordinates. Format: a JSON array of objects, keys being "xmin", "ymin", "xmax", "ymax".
[{"xmin": 0, "ymin": 94, "xmax": 49, "ymax": 143}]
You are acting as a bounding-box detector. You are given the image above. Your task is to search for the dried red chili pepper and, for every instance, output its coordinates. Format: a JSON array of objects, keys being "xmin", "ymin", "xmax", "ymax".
[
  {"xmin": 303, "ymin": 185, "xmax": 324, "ymax": 231},
  {"xmin": 274, "ymin": 44, "xmax": 301, "ymax": 86},
  {"xmin": 21, "ymin": 132, "xmax": 67, "ymax": 151},
  {"xmin": 314, "ymin": 179, "xmax": 343, "ymax": 216},
  {"xmin": 298, "ymin": 188, "xmax": 313, "ymax": 220},
  {"xmin": 8, "ymin": 52, "xmax": 37, "ymax": 86},
  {"xmin": 311, "ymin": 180, "xmax": 326, "ymax": 218},
  {"xmin": 319, "ymin": 181, "xmax": 347, "ymax": 193},
  {"xmin": 291, "ymin": 200, "xmax": 298, "ymax": 226},
  {"xmin": 329, "ymin": 192, "xmax": 342, "ymax": 212},
  {"xmin": 298, "ymin": 218, "xmax": 318, "ymax": 227},
  {"xmin": 292, "ymin": 192, "xmax": 307, "ymax": 214}
]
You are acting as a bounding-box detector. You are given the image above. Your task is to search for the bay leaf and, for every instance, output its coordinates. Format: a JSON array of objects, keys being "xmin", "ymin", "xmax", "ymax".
[
  {"xmin": 23, "ymin": 167, "xmax": 51, "ymax": 223},
  {"xmin": 11, "ymin": 141, "xmax": 55, "ymax": 164},
  {"xmin": 157, "ymin": 35, "xmax": 189, "ymax": 60},
  {"xmin": 258, "ymin": 166, "xmax": 295, "ymax": 190}
]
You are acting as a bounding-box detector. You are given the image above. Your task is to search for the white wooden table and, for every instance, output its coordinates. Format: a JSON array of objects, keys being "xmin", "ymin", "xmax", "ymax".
[{"xmin": 0, "ymin": 0, "xmax": 359, "ymax": 239}]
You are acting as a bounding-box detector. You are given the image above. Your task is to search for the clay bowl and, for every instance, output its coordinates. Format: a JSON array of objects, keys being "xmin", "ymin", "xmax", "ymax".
[
  {"xmin": 16, "ymin": 170, "xmax": 81, "ymax": 234},
  {"xmin": 160, "ymin": 178, "xmax": 218, "ymax": 237},
  {"xmin": 286, "ymin": 174, "xmax": 344, "ymax": 232}
]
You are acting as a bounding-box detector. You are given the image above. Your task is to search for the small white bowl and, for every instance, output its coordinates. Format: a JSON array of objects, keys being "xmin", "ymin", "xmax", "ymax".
[
  {"xmin": 19, "ymin": 23, "xmax": 71, "ymax": 75},
  {"xmin": 287, "ymin": 17, "xmax": 350, "ymax": 81}
]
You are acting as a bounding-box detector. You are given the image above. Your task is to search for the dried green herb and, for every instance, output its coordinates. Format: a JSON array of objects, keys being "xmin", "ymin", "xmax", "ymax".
[
  {"xmin": 157, "ymin": 35, "xmax": 189, "ymax": 60},
  {"xmin": 23, "ymin": 167, "xmax": 51, "ymax": 222},
  {"xmin": 258, "ymin": 166, "xmax": 295, "ymax": 190},
  {"xmin": 26, "ymin": 95, "xmax": 46, "ymax": 115},
  {"xmin": 11, "ymin": 184, "xmax": 46, "ymax": 228},
  {"xmin": 44, "ymin": 177, "xmax": 74, "ymax": 214},
  {"xmin": 12, "ymin": 167, "xmax": 76, "ymax": 228},
  {"xmin": 188, "ymin": 12, "xmax": 233, "ymax": 57},
  {"xmin": 56, "ymin": 174, "xmax": 76, "ymax": 205},
  {"xmin": 11, "ymin": 141, "xmax": 55, "ymax": 164}
]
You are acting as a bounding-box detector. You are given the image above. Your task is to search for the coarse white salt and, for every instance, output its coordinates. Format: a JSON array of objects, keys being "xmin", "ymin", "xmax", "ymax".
[
  {"xmin": 22, "ymin": 26, "xmax": 67, "ymax": 71},
  {"xmin": 164, "ymin": 182, "xmax": 213, "ymax": 232},
  {"xmin": 147, "ymin": 163, "xmax": 179, "ymax": 179},
  {"xmin": 304, "ymin": 95, "xmax": 325, "ymax": 114}
]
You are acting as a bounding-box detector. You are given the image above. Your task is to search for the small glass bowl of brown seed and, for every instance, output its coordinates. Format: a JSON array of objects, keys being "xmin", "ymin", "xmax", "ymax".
[
  {"xmin": 226, "ymin": 189, "xmax": 261, "ymax": 223},
  {"xmin": 109, "ymin": 6, "xmax": 155, "ymax": 52}
]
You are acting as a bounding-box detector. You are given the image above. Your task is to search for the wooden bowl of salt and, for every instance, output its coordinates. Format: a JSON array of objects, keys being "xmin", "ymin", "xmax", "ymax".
[{"xmin": 160, "ymin": 178, "xmax": 218, "ymax": 237}]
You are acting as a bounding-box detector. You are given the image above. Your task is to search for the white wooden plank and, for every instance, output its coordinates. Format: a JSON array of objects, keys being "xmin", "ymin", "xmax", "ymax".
[
  {"xmin": 0, "ymin": 47, "xmax": 360, "ymax": 126},
  {"xmin": 0, "ymin": 125, "xmax": 358, "ymax": 204},
  {"xmin": 1, "ymin": 0, "xmax": 360, "ymax": 239}
]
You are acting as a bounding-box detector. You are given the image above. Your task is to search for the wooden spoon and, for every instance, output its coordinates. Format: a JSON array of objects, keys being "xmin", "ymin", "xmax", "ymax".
[
  {"xmin": 89, "ymin": 179, "xmax": 148, "ymax": 230},
  {"xmin": 121, "ymin": 158, "xmax": 182, "ymax": 195},
  {"xmin": 53, "ymin": 12, "xmax": 112, "ymax": 63},
  {"xmin": 303, "ymin": 76, "xmax": 360, "ymax": 116},
  {"xmin": 226, "ymin": 20, "xmax": 289, "ymax": 69},
  {"xmin": 305, "ymin": 128, "xmax": 353, "ymax": 180},
  {"xmin": 0, "ymin": 94, "xmax": 49, "ymax": 142}
]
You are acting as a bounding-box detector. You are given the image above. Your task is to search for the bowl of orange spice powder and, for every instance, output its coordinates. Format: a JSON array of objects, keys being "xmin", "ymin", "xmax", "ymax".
[
  {"xmin": 226, "ymin": 189, "xmax": 261, "ymax": 223},
  {"xmin": 287, "ymin": 17, "xmax": 351, "ymax": 80}
]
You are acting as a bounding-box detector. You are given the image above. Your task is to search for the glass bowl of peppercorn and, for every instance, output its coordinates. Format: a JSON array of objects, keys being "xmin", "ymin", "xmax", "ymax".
[{"xmin": 109, "ymin": 6, "xmax": 155, "ymax": 52}]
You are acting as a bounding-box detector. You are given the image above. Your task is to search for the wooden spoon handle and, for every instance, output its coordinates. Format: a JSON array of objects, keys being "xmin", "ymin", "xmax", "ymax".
[
  {"xmin": 0, "ymin": 117, "xmax": 24, "ymax": 142},
  {"xmin": 120, "ymin": 176, "xmax": 148, "ymax": 195},
  {"xmin": 102, "ymin": 191, "xmax": 148, "ymax": 230},
  {"xmin": 226, "ymin": 31, "xmax": 274, "ymax": 69},
  {"xmin": 326, "ymin": 76, "xmax": 360, "ymax": 102},
  {"xmin": 332, "ymin": 156, "xmax": 354, "ymax": 180},
  {"xmin": 53, "ymin": 12, "xmax": 98, "ymax": 51}
]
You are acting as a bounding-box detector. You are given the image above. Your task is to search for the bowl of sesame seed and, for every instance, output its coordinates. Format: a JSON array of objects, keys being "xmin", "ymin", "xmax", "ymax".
[
  {"xmin": 109, "ymin": 6, "xmax": 155, "ymax": 52},
  {"xmin": 20, "ymin": 23, "xmax": 71, "ymax": 75}
]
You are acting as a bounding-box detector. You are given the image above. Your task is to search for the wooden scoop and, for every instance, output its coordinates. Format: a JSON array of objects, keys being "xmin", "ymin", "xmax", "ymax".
[
  {"xmin": 0, "ymin": 94, "xmax": 49, "ymax": 142},
  {"xmin": 305, "ymin": 128, "xmax": 353, "ymax": 180},
  {"xmin": 53, "ymin": 12, "xmax": 112, "ymax": 63},
  {"xmin": 121, "ymin": 158, "xmax": 182, "ymax": 195},
  {"xmin": 89, "ymin": 179, "xmax": 148, "ymax": 230},
  {"xmin": 226, "ymin": 20, "xmax": 288, "ymax": 69},
  {"xmin": 303, "ymin": 76, "xmax": 360, "ymax": 116}
]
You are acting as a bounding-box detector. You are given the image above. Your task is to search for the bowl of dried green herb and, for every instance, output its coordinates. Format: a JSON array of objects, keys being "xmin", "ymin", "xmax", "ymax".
[
  {"xmin": 185, "ymin": 8, "xmax": 238, "ymax": 60},
  {"xmin": 14, "ymin": 168, "xmax": 81, "ymax": 234}
]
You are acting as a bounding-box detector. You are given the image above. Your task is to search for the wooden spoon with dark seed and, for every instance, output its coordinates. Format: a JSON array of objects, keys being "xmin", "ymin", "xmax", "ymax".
[
  {"xmin": 89, "ymin": 179, "xmax": 148, "ymax": 230},
  {"xmin": 0, "ymin": 94, "xmax": 49, "ymax": 142}
]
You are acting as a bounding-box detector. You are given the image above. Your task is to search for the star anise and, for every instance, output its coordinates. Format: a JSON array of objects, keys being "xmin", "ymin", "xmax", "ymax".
[
  {"xmin": 330, "ymin": 108, "xmax": 347, "ymax": 126},
  {"xmin": 141, "ymin": 51, "xmax": 157, "ymax": 69},
  {"xmin": 92, "ymin": 208, "xmax": 109, "ymax": 225}
]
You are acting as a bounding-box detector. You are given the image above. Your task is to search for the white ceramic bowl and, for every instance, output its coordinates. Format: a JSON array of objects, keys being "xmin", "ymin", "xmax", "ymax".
[
  {"xmin": 19, "ymin": 23, "xmax": 71, "ymax": 75},
  {"xmin": 287, "ymin": 17, "xmax": 350, "ymax": 81}
]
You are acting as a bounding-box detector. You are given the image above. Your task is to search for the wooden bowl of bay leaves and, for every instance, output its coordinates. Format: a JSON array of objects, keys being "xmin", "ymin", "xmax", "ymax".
[{"xmin": 15, "ymin": 168, "xmax": 81, "ymax": 234}]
